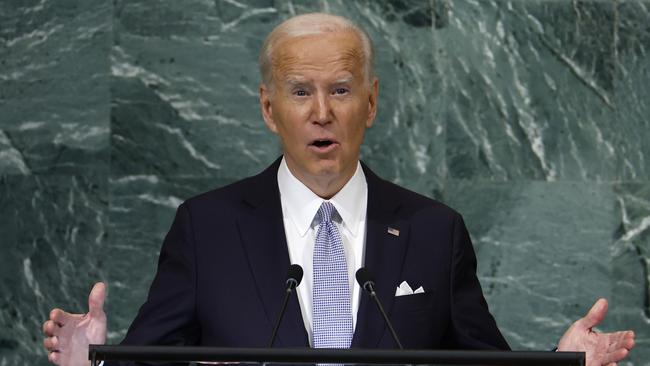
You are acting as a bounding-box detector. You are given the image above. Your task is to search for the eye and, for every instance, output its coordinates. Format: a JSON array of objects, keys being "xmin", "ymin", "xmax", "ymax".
[
  {"xmin": 293, "ymin": 89, "xmax": 308, "ymax": 97},
  {"xmin": 333, "ymin": 88, "xmax": 349, "ymax": 95}
]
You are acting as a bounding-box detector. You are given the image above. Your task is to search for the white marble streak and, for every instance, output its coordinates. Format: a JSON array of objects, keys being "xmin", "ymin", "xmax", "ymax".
[
  {"xmin": 621, "ymin": 216, "xmax": 650, "ymax": 242},
  {"xmin": 154, "ymin": 123, "xmax": 221, "ymax": 170},
  {"xmin": 220, "ymin": 7, "xmax": 277, "ymax": 32},
  {"xmin": 112, "ymin": 175, "xmax": 161, "ymax": 184},
  {"xmin": 137, "ymin": 193, "xmax": 183, "ymax": 209},
  {"xmin": 0, "ymin": 130, "xmax": 31, "ymax": 175}
]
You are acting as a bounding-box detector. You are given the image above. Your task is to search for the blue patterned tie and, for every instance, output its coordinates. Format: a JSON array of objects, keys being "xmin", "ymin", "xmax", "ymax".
[{"xmin": 313, "ymin": 202, "xmax": 353, "ymax": 351}]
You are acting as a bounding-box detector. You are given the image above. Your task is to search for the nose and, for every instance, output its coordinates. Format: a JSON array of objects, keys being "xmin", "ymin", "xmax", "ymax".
[{"xmin": 312, "ymin": 92, "xmax": 332, "ymax": 125}]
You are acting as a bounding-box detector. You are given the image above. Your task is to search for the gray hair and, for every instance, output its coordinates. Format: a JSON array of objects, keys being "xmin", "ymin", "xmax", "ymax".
[{"xmin": 258, "ymin": 13, "xmax": 375, "ymax": 89}]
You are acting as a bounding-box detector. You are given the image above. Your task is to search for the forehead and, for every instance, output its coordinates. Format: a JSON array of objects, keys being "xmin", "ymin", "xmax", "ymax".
[{"xmin": 271, "ymin": 31, "xmax": 365, "ymax": 81}]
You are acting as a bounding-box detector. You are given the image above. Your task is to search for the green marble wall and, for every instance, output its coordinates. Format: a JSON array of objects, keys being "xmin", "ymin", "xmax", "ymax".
[{"xmin": 0, "ymin": 0, "xmax": 648, "ymax": 365}]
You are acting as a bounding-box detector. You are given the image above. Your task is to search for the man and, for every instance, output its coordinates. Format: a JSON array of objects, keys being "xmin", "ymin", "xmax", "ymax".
[{"xmin": 42, "ymin": 13, "xmax": 635, "ymax": 366}]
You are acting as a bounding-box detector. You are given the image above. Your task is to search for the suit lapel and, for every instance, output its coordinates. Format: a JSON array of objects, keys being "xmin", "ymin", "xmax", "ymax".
[
  {"xmin": 237, "ymin": 159, "xmax": 408, "ymax": 348},
  {"xmin": 352, "ymin": 164, "xmax": 410, "ymax": 348},
  {"xmin": 237, "ymin": 158, "xmax": 309, "ymax": 347}
]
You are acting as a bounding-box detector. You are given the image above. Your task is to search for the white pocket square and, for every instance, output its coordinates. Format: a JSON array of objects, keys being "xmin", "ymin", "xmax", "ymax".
[{"xmin": 395, "ymin": 280, "xmax": 425, "ymax": 296}]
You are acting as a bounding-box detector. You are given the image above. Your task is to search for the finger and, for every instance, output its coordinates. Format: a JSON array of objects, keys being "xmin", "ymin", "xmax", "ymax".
[
  {"xmin": 48, "ymin": 350, "xmax": 60, "ymax": 365},
  {"xmin": 606, "ymin": 331, "xmax": 628, "ymax": 347},
  {"xmin": 603, "ymin": 348, "xmax": 629, "ymax": 365},
  {"xmin": 626, "ymin": 329, "xmax": 636, "ymax": 342},
  {"xmin": 621, "ymin": 333, "xmax": 635, "ymax": 350},
  {"xmin": 580, "ymin": 298, "xmax": 608, "ymax": 329},
  {"xmin": 43, "ymin": 336, "xmax": 58, "ymax": 351},
  {"xmin": 42, "ymin": 320, "xmax": 58, "ymax": 337},
  {"xmin": 88, "ymin": 282, "xmax": 106, "ymax": 315},
  {"xmin": 604, "ymin": 330, "xmax": 636, "ymax": 353},
  {"xmin": 49, "ymin": 309, "xmax": 68, "ymax": 326}
]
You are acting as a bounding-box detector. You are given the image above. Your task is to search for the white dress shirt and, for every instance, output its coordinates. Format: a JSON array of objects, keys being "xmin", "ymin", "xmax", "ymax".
[{"xmin": 277, "ymin": 157, "xmax": 368, "ymax": 346}]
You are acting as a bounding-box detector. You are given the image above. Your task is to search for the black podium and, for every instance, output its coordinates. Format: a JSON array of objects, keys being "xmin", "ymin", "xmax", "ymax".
[{"xmin": 89, "ymin": 345, "xmax": 584, "ymax": 366}]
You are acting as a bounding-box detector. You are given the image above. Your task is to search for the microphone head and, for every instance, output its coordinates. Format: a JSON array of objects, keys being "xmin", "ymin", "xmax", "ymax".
[
  {"xmin": 286, "ymin": 264, "xmax": 303, "ymax": 288},
  {"xmin": 355, "ymin": 267, "xmax": 375, "ymax": 292}
]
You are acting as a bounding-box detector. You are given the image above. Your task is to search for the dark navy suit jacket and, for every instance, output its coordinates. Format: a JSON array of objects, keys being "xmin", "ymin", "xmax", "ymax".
[{"xmin": 119, "ymin": 158, "xmax": 509, "ymax": 354}]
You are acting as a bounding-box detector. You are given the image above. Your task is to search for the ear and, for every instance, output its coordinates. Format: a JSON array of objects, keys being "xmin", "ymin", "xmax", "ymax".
[
  {"xmin": 260, "ymin": 84, "xmax": 278, "ymax": 134},
  {"xmin": 365, "ymin": 78, "xmax": 379, "ymax": 128}
]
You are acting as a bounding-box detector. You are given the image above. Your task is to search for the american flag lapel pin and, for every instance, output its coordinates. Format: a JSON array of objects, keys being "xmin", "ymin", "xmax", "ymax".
[{"xmin": 387, "ymin": 227, "xmax": 400, "ymax": 236}]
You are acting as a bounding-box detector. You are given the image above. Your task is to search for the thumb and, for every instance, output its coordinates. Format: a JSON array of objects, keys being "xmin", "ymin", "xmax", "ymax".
[
  {"xmin": 88, "ymin": 282, "xmax": 106, "ymax": 315},
  {"xmin": 581, "ymin": 298, "xmax": 608, "ymax": 330}
]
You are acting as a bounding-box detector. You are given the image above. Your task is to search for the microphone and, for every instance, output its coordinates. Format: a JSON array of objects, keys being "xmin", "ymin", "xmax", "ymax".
[
  {"xmin": 268, "ymin": 264, "xmax": 303, "ymax": 347},
  {"xmin": 355, "ymin": 267, "xmax": 404, "ymax": 349}
]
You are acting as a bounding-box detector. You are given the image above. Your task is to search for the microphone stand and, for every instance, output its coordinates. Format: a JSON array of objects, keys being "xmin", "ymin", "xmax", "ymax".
[
  {"xmin": 356, "ymin": 268, "xmax": 404, "ymax": 350},
  {"xmin": 268, "ymin": 281, "xmax": 299, "ymax": 347},
  {"xmin": 364, "ymin": 282, "xmax": 404, "ymax": 350},
  {"xmin": 268, "ymin": 265, "xmax": 303, "ymax": 347}
]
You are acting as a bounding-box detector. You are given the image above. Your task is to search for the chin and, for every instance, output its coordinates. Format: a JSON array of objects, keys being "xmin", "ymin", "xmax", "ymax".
[
  {"xmin": 310, "ymin": 166, "xmax": 339, "ymax": 178},
  {"xmin": 309, "ymin": 161, "xmax": 342, "ymax": 179}
]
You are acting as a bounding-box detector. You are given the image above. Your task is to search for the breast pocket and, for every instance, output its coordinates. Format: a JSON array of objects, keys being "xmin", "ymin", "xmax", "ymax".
[
  {"xmin": 389, "ymin": 291, "xmax": 439, "ymax": 348},
  {"xmin": 391, "ymin": 291, "xmax": 436, "ymax": 313}
]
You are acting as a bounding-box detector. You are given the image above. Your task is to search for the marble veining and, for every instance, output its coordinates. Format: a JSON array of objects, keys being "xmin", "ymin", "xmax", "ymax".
[{"xmin": 0, "ymin": 0, "xmax": 648, "ymax": 365}]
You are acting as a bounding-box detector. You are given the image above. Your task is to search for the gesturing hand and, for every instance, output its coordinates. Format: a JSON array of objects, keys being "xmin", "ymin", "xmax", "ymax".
[
  {"xmin": 43, "ymin": 282, "xmax": 108, "ymax": 366},
  {"xmin": 558, "ymin": 298, "xmax": 635, "ymax": 366}
]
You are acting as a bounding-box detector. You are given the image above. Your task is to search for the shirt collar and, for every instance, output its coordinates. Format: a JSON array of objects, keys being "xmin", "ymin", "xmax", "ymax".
[{"xmin": 277, "ymin": 157, "xmax": 367, "ymax": 237}]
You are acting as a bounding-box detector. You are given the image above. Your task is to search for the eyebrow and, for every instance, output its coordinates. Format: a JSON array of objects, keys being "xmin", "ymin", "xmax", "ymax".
[
  {"xmin": 333, "ymin": 76, "xmax": 353, "ymax": 84},
  {"xmin": 283, "ymin": 76, "xmax": 355, "ymax": 87},
  {"xmin": 285, "ymin": 78, "xmax": 308, "ymax": 86}
]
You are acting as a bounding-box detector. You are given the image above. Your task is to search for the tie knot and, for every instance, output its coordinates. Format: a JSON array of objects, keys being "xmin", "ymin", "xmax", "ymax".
[{"xmin": 317, "ymin": 201, "xmax": 336, "ymax": 224}]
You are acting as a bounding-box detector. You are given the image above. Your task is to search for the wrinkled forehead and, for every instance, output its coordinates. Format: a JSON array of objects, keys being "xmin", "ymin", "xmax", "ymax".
[{"xmin": 270, "ymin": 32, "xmax": 366, "ymax": 81}]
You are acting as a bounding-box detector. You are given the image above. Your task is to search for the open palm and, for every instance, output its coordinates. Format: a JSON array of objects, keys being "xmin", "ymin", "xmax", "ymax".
[
  {"xmin": 558, "ymin": 299, "xmax": 635, "ymax": 366},
  {"xmin": 43, "ymin": 283, "xmax": 107, "ymax": 366}
]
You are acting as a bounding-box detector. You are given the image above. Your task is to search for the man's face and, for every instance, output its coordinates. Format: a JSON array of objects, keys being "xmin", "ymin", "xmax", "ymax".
[{"xmin": 260, "ymin": 31, "xmax": 378, "ymax": 189}]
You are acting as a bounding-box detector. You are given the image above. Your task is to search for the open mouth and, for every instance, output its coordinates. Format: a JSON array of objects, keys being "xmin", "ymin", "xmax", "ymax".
[
  {"xmin": 309, "ymin": 139, "xmax": 338, "ymax": 152},
  {"xmin": 312, "ymin": 139, "xmax": 335, "ymax": 148}
]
